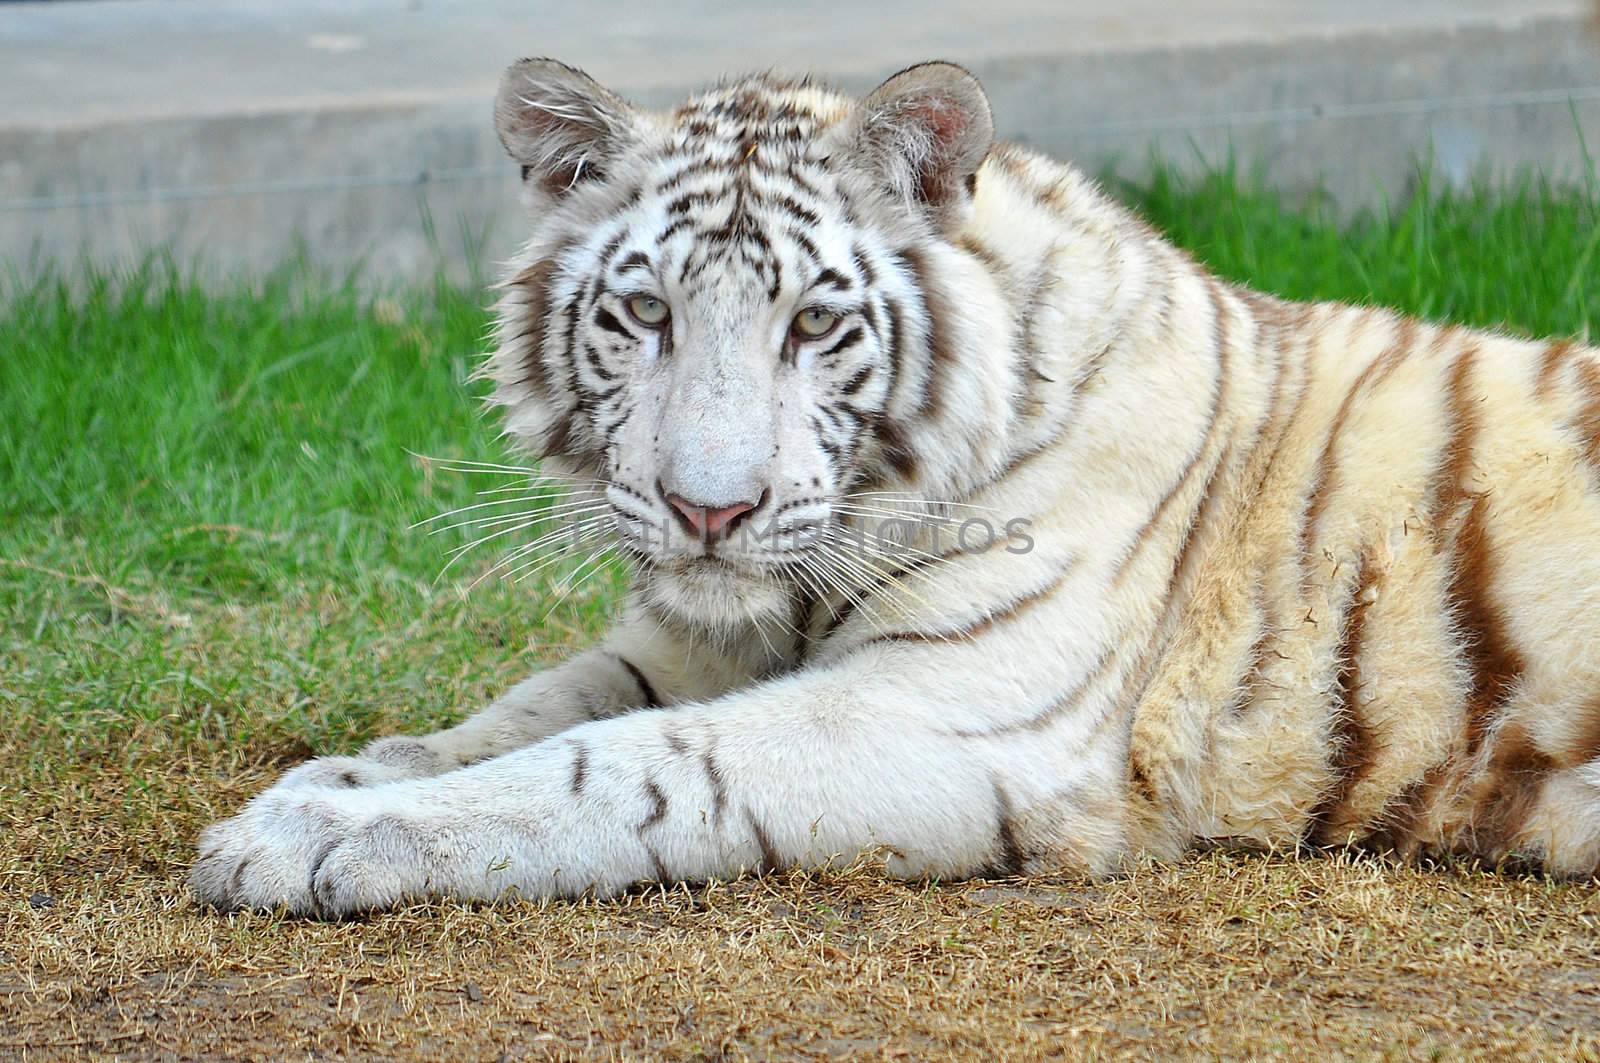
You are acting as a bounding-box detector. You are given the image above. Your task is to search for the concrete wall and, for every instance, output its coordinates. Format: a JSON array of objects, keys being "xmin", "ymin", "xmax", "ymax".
[{"xmin": 3, "ymin": 2, "xmax": 1597, "ymax": 284}]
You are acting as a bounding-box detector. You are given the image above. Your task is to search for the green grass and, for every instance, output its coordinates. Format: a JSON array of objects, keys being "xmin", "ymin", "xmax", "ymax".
[
  {"xmin": 1, "ymin": 166, "xmax": 1597, "ymax": 778},
  {"xmin": 1, "ymin": 263, "xmax": 496, "ymax": 580},
  {"xmin": 0, "ymin": 263, "xmax": 621, "ymax": 780},
  {"xmin": 1122, "ymin": 163, "xmax": 1600, "ymax": 338}
]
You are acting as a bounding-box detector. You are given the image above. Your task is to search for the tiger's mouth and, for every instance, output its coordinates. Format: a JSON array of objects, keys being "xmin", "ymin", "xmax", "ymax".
[
  {"xmin": 642, "ymin": 547, "xmax": 800, "ymax": 626},
  {"xmin": 644, "ymin": 544, "xmax": 797, "ymax": 580}
]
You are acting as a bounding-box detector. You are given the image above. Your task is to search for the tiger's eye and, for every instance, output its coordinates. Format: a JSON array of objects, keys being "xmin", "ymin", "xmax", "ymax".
[
  {"xmin": 793, "ymin": 307, "xmax": 838, "ymax": 338},
  {"xmin": 626, "ymin": 295, "xmax": 670, "ymax": 328}
]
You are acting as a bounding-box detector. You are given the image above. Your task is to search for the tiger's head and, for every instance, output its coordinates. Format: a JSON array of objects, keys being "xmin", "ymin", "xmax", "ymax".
[{"xmin": 486, "ymin": 60, "xmax": 1009, "ymax": 625}]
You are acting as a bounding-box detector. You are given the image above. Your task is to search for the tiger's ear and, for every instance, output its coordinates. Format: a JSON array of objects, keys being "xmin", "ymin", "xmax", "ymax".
[
  {"xmin": 848, "ymin": 62, "xmax": 994, "ymax": 219},
  {"xmin": 494, "ymin": 58, "xmax": 640, "ymax": 196}
]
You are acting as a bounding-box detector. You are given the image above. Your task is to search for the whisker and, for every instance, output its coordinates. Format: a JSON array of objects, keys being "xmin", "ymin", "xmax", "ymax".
[
  {"xmin": 438, "ymin": 519, "xmax": 561, "ymax": 585},
  {"xmin": 831, "ymin": 503, "xmax": 989, "ymax": 536},
  {"xmin": 833, "ymin": 540, "xmax": 988, "ymax": 647},
  {"xmin": 407, "ymin": 451, "xmax": 538, "ymax": 475},
  {"xmin": 742, "ymin": 596, "xmax": 782, "ymax": 662},
  {"xmin": 411, "ymin": 493, "xmax": 559, "ymax": 529},
  {"xmin": 472, "ymin": 481, "xmax": 591, "ymax": 497},
  {"xmin": 503, "ymin": 522, "xmax": 615, "ymax": 585},
  {"xmin": 498, "ymin": 544, "xmax": 587, "ymax": 589},
  {"xmin": 426, "ymin": 498, "xmax": 610, "ymax": 537},
  {"xmin": 825, "ymin": 510, "xmax": 960, "ymax": 568},
  {"xmin": 786, "ymin": 555, "xmax": 835, "ymax": 617},
  {"xmin": 440, "ymin": 512, "xmax": 599, "ymax": 573},
  {"xmin": 841, "ymin": 490, "xmax": 1003, "ymax": 514},
  {"xmin": 813, "ymin": 536, "xmax": 926, "ymax": 632},
  {"xmin": 442, "ymin": 503, "xmax": 609, "ymax": 555},
  {"xmin": 408, "ymin": 450, "xmax": 612, "ymax": 486},
  {"xmin": 412, "ymin": 492, "xmax": 604, "ymax": 531},
  {"xmin": 463, "ymin": 515, "xmax": 613, "ymax": 591},
  {"xmin": 819, "ymin": 527, "xmax": 946, "ymax": 619},
  {"xmin": 807, "ymin": 552, "xmax": 899, "ymax": 642},
  {"xmin": 539, "ymin": 547, "xmax": 620, "ymax": 619}
]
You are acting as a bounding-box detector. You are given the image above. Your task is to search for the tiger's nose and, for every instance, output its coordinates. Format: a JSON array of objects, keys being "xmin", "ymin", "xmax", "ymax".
[{"xmin": 663, "ymin": 488, "xmax": 768, "ymax": 543}]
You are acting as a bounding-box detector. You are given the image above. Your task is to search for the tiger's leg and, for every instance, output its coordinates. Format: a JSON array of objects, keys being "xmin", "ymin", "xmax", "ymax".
[
  {"xmin": 1518, "ymin": 761, "xmax": 1600, "ymax": 877},
  {"xmin": 189, "ymin": 657, "xmax": 1129, "ymax": 915},
  {"xmin": 268, "ymin": 601, "xmax": 783, "ymax": 791},
  {"xmin": 1450, "ymin": 712, "xmax": 1600, "ymax": 878}
]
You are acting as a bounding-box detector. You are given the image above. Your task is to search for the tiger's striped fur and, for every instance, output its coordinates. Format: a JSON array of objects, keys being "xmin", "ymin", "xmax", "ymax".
[{"xmin": 192, "ymin": 60, "xmax": 1600, "ymax": 915}]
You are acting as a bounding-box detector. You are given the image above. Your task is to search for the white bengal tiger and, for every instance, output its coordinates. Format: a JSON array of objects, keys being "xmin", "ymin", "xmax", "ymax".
[{"xmin": 191, "ymin": 59, "xmax": 1600, "ymax": 915}]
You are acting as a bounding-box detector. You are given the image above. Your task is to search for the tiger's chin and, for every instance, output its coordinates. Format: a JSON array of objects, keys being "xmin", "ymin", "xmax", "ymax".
[{"xmin": 643, "ymin": 555, "xmax": 798, "ymax": 630}]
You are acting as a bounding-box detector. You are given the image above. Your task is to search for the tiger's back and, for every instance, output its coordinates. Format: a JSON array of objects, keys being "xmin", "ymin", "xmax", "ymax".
[
  {"xmin": 858, "ymin": 137, "xmax": 1600, "ymax": 877},
  {"xmin": 1125, "ymin": 293, "xmax": 1600, "ymax": 875}
]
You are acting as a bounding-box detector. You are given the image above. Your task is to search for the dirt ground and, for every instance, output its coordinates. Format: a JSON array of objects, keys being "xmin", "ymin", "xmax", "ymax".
[{"xmin": 4, "ymin": 753, "xmax": 1599, "ymax": 1061}]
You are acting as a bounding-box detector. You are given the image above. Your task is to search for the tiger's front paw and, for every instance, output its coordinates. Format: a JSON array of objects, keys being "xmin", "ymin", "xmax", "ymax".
[
  {"xmin": 271, "ymin": 737, "xmax": 454, "ymax": 792},
  {"xmin": 270, "ymin": 755, "xmax": 418, "ymax": 792},
  {"xmin": 189, "ymin": 793, "xmax": 429, "ymax": 917}
]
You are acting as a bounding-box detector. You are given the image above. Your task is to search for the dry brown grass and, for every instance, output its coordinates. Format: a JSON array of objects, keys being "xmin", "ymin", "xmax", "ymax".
[{"xmin": 5, "ymin": 740, "xmax": 1600, "ymax": 1060}]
